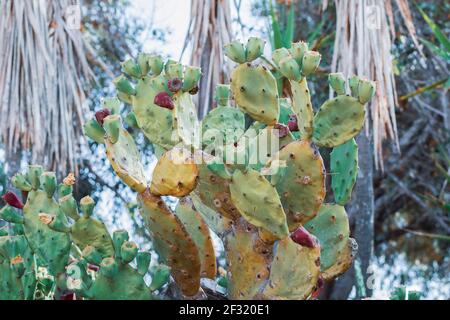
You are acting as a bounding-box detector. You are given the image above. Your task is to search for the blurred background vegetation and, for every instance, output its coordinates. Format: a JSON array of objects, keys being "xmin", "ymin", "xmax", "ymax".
[{"xmin": 0, "ymin": 0, "xmax": 448, "ymax": 299}]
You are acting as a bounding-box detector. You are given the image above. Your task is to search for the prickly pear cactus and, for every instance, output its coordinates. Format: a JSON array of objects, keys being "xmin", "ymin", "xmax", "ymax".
[
  {"xmin": 195, "ymin": 153, "xmax": 241, "ymax": 220},
  {"xmin": 230, "ymin": 63, "xmax": 279, "ymax": 125},
  {"xmin": 39, "ymin": 195, "xmax": 114, "ymax": 258},
  {"xmin": 304, "ymin": 204, "xmax": 354, "ymax": 280},
  {"xmin": 225, "ymin": 222, "xmax": 272, "ymax": 299},
  {"xmin": 0, "ymin": 231, "xmax": 36, "ymax": 300},
  {"xmin": 79, "ymin": 36, "xmax": 375, "ymax": 300},
  {"xmin": 261, "ymin": 237, "xmax": 321, "ymax": 300},
  {"xmin": 150, "ymin": 148, "xmax": 199, "ymax": 197},
  {"xmin": 267, "ymin": 140, "xmax": 326, "ymax": 230},
  {"xmin": 229, "ymin": 168, "xmax": 289, "ymax": 239},
  {"xmin": 175, "ymin": 198, "xmax": 216, "ymax": 279},
  {"xmin": 138, "ymin": 190, "xmax": 202, "ymax": 296},
  {"xmin": 0, "ymin": 166, "xmax": 71, "ymax": 276},
  {"xmin": 66, "ymin": 230, "xmax": 153, "ymax": 300},
  {"xmin": 330, "ymin": 138, "xmax": 359, "ymax": 205}
]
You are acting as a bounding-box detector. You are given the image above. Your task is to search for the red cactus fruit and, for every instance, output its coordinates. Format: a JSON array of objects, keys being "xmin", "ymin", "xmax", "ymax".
[
  {"xmin": 60, "ymin": 292, "xmax": 76, "ymax": 300},
  {"xmin": 274, "ymin": 124, "xmax": 289, "ymax": 138},
  {"xmin": 290, "ymin": 226, "xmax": 318, "ymax": 248},
  {"xmin": 154, "ymin": 92, "xmax": 174, "ymax": 110},
  {"xmin": 167, "ymin": 78, "xmax": 183, "ymax": 93},
  {"xmin": 87, "ymin": 264, "xmax": 100, "ymax": 272},
  {"xmin": 288, "ymin": 114, "xmax": 299, "ymax": 132},
  {"xmin": 2, "ymin": 191, "xmax": 24, "ymax": 209},
  {"xmin": 95, "ymin": 108, "xmax": 111, "ymax": 126}
]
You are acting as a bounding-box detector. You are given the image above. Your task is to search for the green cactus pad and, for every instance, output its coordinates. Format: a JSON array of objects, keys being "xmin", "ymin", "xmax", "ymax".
[
  {"xmin": 69, "ymin": 235, "xmax": 153, "ymax": 300},
  {"xmin": 191, "ymin": 193, "xmax": 233, "ymax": 236},
  {"xmin": 23, "ymin": 189, "xmax": 71, "ymax": 275},
  {"xmin": 202, "ymin": 106, "xmax": 245, "ymax": 147},
  {"xmin": 196, "ymin": 154, "xmax": 241, "ymax": 220},
  {"xmin": 175, "ymin": 198, "xmax": 216, "ymax": 279},
  {"xmin": 150, "ymin": 148, "xmax": 199, "ymax": 197},
  {"xmin": 224, "ymin": 40, "xmax": 246, "ymax": 64},
  {"xmin": 268, "ymin": 140, "xmax": 326, "ymax": 230},
  {"xmin": 230, "ymin": 63, "xmax": 279, "ymax": 125},
  {"xmin": 225, "ymin": 222, "xmax": 272, "ymax": 299},
  {"xmin": 71, "ymin": 217, "xmax": 114, "ymax": 258},
  {"xmin": 261, "ymin": 237, "xmax": 321, "ymax": 300},
  {"xmin": 304, "ymin": 204, "xmax": 350, "ymax": 271},
  {"xmin": 132, "ymin": 75, "xmax": 177, "ymax": 150},
  {"xmin": 229, "ymin": 168, "xmax": 289, "ymax": 239},
  {"xmin": 321, "ymin": 238, "xmax": 357, "ymax": 282},
  {"xmin": 312, "ymin": 95, "xmax": 365, "ymax": 148},
  {"xmin": 87, "ymin": 263, "xmax": 152, "ymax": 300},
  {"xmin": 173, "ymin": 92, "xmax": 201, "ymax": 148},
  {"xmin": 138, "ymin": 190, "xmax": 201, "ymax": 296},
  {"xmin": 0, "ymin": 234, "xmax": 36, "ymax": 300},
  {"xmin": 290, "ymin": 78, "xmax": 314, "ymax": 139},
  {"xmin": 330, "ymin": 138, "xmax": 358, "ymax": 205},
  {"xmin": 105, "ymin": 127, "xmax": 147, "ymax": 193},
  {"xmin": 150, "ymin": 264, "xmax": 171, "ymax": 291}
]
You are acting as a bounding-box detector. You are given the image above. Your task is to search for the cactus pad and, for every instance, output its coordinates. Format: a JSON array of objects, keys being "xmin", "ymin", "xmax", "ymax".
[
  {"xmin": 175, "ymin": 198, "xmax": 216, "ymax": 279},
  {"xmin": 0, "ymin": 234, "xmax": 36, "ymax": 300},
  {"xmin": 225, "ymin": 222, "xmax": 272, "ymax": 299},
  {"xmin": 150, "ymin": 148, "xmax": 199, "ymax": 197},
  {"xmin": 202, "ymin": 106, "xmax": 245, "ymax": 147},
  {"xmin": 261, "ymin": 237, "xmax": 320, "ymax": 300},
  {"xmin": 196, "ymin": 156, "xmax": 241, "ymax": 220},
  {"xmin": 67, "ymin": 230, "xmax": 153, "ymax": 300},
  {"xmin": 290, "ymin": 78, "xmax": 314, "ymax": 139},
  {"xmin": 321, "ymin": 238, "xmax": 357, "ymax": 282},
  {"xmin": 132, "ymin": 76, "xmax": 177, "ymax": 150},
  {"xmin": 173, "ymin": 92, "xmax": 201, "ymax": 148},
  {"xmin": 229, "ymin": 168, "xmax": 289, "ymax": 239},
  {"xmin": 105, "ymin": 127, "xmax": 147, "ymax": 193},
  {"xmin": 230, "ymin": 63, "xmax": 279, "ymax": 125},
  {"xmin": 268, "ymin": 140, "xmax": 326, "ymax": 230},
  {"xmin": 312, "ymin": 95, "xmax": 365, "ymax": 148},
  {"xmin": 330, "ymin": 138, "xmax": 358, "ymax": 205},
  {"xmin": 304, "ymin": 204, "xmax": 350, "ymax": 271},
  {"xmin": 138, "ymin": 190, "xmax": 201, "ymax": 296},
  {"xmin": 191, "ymin": 193, "xmax": 233, "ymax": 236}
]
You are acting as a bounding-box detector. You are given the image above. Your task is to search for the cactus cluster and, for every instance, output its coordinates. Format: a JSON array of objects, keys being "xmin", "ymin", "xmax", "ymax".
[
  {"xmin": 0, "ymin": 167, "xmax": 157, "ymax": 300},
  {"xmin": 80, "ymin": 36, "xmax": 374, "ymax": 300},
  {"xmin": 1, "ymin": 36, "xmax": 375, "ymax": 300}
]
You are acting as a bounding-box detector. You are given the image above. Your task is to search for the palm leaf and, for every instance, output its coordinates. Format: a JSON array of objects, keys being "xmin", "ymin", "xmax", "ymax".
[
  {"xmin": 282, "ymin": 3, "xmax": 295, "ymax": 48},
  {"xmin": 269, "ymin": 1, "xmax": 283, "ymax": 49},
  {"xmin": 416, "ymin": 4, "xmax": 450, "ymax": 52}
]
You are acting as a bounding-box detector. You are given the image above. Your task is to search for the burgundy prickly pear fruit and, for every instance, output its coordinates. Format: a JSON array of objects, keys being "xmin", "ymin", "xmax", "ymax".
[
  {"xmin": 2, "ymin": 191, "xmax": 24, "ymax": 209},
  {"xmin": 88, "ymin": 264, "xmax": 100, "ymax": 272},
  {"xmin": 154, "ymin": 92, "xmax": 174, "ymax": 110},
  {"xmin": 167, "ymin": 78, "xmax": 183, "ymax": 93},
  {"xmin": 95, "ymin": 108, "xmax": 111, "ymax": 126},
  {"xmin": 291, "ymin": 226, "xmax": 318, "ymax": 248},
  {"xmin": 288, "ymin": 114, "xmax": 299, "ymax": 132},
  {"xmin": 274, "ymin": 124, "xmax": 289, "ymax": 138},
  {"xmin": 189, "ymin": 86, "xmax": 199, "ymax": 95}
]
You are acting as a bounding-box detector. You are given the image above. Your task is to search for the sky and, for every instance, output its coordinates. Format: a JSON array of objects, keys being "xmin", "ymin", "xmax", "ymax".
[{"xmin": 129, "ymin": 0, "xmax": 266, "ymax": 61}]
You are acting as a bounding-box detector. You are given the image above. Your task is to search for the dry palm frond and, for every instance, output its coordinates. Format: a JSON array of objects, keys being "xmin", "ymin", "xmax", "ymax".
[
  {"xmin": 181, "ymin": 0, "xmax": 233, "ymax": 119},
  {"xmin": 0, "ymin": 0, "xmax": 94, "ymax": 176},
  {"xmin": 325, "ymin": 0, "xmax": 422, "ymax": 170}
]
